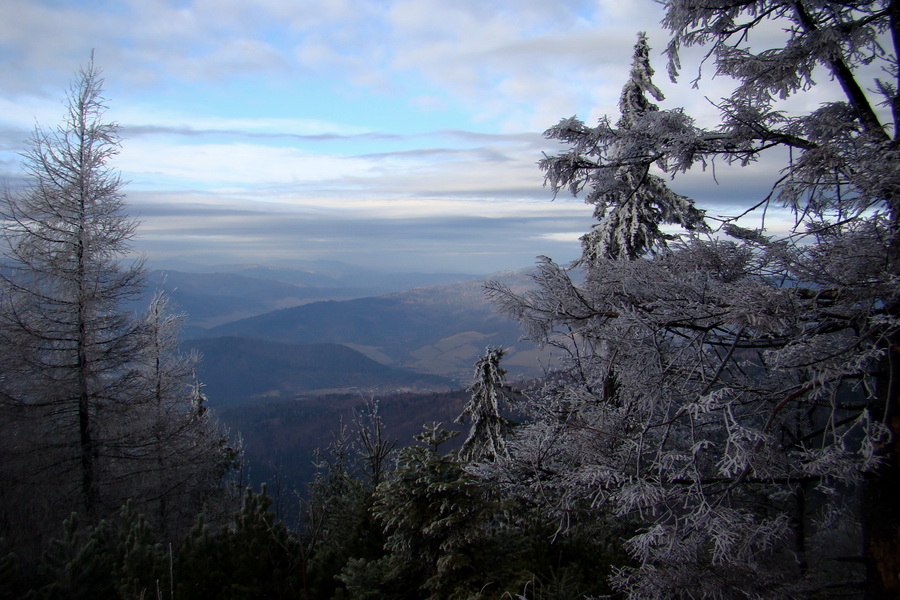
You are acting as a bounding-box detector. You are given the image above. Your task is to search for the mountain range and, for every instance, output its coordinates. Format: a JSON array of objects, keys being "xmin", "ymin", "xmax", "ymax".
[
  {"xmin": 192, "ymin": 282, "xmax": 540, "ymax": 379},
  {"xmin": 138, "ymin": 263, "xmax": 482, "ymax": 330},
  {"xmin": 184, "ymin": 337, "xmax": 452, "ymax": 407},
  {"xmin": 135, "ymin": 261, "xmax": 549, "ymax": 495},
  {"xmin": 136, "ymin": 263, "xmax": 553, "ymax": 406}
]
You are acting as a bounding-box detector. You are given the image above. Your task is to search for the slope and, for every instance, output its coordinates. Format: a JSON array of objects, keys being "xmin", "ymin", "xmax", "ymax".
[
  {"xmin": 191, "ymin": 273, "xmax": 550, "ymax": 382},
  {"xmin": 183, "ymin": 337, "xmax": 451, "ymax": 406}
]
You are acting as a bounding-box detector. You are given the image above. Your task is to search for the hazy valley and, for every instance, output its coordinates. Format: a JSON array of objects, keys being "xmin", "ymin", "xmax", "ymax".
[
  {"xmin": 135, "ymin": 261, "xmax": 548, "ymax": 493},
  {"xmin": 142, "ymin": 262, "xmax": 551, "ymax": 393}
]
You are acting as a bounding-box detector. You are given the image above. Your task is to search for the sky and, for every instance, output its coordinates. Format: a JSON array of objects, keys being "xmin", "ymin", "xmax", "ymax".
[{"xmin": 0, "ymin": 0, "xmax": 801, "ymax": 274}]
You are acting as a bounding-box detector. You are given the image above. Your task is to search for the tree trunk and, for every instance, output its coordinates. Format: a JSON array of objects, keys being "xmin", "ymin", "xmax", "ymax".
[
  {"xmin": 863, "ymin": 334, "xmax": 900, "ymax": 599},
  {"xmin": 76, "ymin": 216, "xmax": 95, "ymax": 514}
]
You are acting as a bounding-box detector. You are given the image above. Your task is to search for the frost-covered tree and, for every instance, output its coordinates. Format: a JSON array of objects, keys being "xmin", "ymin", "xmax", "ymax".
[
  {"xmin": 0, "ymin": 59, "xmax": 233, "ymax": 555},
  {"xmin": 126, "ymin": 292, "xmax": 236, "ymax": 536},
  {"xmin": 484, "ymin": 4, "xmax": 900, "ymax": 598},
  {"xmin": 363, "ymin": 424, "xmax": 515, "ymax": 600},
  {"xmin": 0, "ymin": 58, "xmax": 144, "ymax": 519},
  {"xmin": 456, "ymin": 347, "xmax": 518, "ymax": 462},
  {"xmin": 541, "ymin": 32, "xmax": 708, "ymax": 262}
]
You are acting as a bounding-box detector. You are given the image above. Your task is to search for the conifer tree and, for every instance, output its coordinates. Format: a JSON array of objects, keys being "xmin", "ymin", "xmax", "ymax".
[
  {"xmin": 303, "ymin": 413, "xmax": 391, "ymax": 600},
  {"xmin": 176, "ymin": 487, "xmax": 302, "ymax": 600},
  {"xmin": 486, "ymin": 7, "xmax": 900, "ymax": 596},
  {"xmin": 0, "ymin": 59, "xmax": 234, "ymax": 560},
  {"xmin": 541, "ymin": 32, "xmax": 707, "ymax": 262},
  {"xmin": 35, "ymin": 504, "xmax": 169, "ymax": 600},
  {"xmin": 125, "ymin": 292, "xmax": 236, "ymax": 536},
  {"xmin": 0, "ymin": 56, "xmax": 143, "ymax": 517},
  {"xmin": 367, "ymin": 424, "xmax": 503, "ymax": 600},
  {"xmin": 456, "ymin": 347, "xmax": 517, "ymax": 462}
]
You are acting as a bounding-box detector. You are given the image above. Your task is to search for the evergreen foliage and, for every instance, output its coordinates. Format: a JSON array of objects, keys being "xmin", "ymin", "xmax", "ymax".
[
  {"xmin": 541, "ymin": 32, "xmax": 707, "ymax": 262},
  {"xmin": 456, "ymin": 347, "xmax": 517, "ymax": 462},
  {"xmin": 342, "ymin": 422, "xmax": 628, "ymax": 600},
  {"xmin": 30, "ymin": 505, "xmax": 170, "ymax": 600},
  {"xmin": 0, "ymin": 383, "xmax": 630, "ymax": 599},
  {"xmin": 370, "ymin": 424, "xmax": 490, "ymax": 599},
  {"xmin": 302, "ymin": 415, "xmax": 389, "ymax": 600},
  {"xmin": 11, "ymin": 5, "xmax": 900, "ymax": 597},
  {"xmin": 485, "ymin": 3, "xmax": 900, "ymax": 597},
  {"xmin": 176, "ymin": 487, "xmax": 302, "ymax": 600}
]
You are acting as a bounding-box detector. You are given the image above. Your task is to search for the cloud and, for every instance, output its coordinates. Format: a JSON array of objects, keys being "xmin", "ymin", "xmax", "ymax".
[
  {"xmin": 1, "ymin": 0, "xmax": 822, "ymax": 273},
  {"xmin": 117, "ymin": 141, "xmax": 382, "ymax": 187},
  {"xmin": 127, "ymin": 190, "xmax": 595, "ymax": 272},
  {"xmin": 0, "ymin": 0, "xmax": 665, "ymax": 129}
]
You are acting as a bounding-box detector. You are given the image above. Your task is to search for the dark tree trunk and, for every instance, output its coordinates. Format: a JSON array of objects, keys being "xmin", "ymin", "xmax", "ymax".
[{"xmin": 863, "ymin": 334, "xmax": 900, "ymax": 599}]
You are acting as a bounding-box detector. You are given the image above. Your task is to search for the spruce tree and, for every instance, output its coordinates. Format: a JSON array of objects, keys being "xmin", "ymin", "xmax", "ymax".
[
  {"xmin": 487, "ymin": 8, "xmax": 900, "ymax": 596},
  {"xmin": 541, "ymin": 32, "xmax": 707, "ymax": 262},
  {"xmin": 456, "ymin": 347, "xmax": 517, "ymax": 462}
]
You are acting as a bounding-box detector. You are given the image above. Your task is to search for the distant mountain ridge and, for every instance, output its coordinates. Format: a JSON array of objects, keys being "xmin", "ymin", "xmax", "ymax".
[
  {"xmin": 164, "ymin": 266, "xmax": 549, "ymax": 497},
  {"xmin": 129, "ymin": 262, "xmax": 552, "ymax": 501},
  {"xmin": 183, "ymin": 337, "xmax": 451, "ymax": 406},
  {"xmin": 189, "ymin": 272, "xmax": 549, "ymax": 383},
  {"xmin": 128, "ymin": 265, "xmax": 552, "ymax": 402},
  {"xmin": 136, "ymin": 263, "xmax": 486, "ymax": 329}
]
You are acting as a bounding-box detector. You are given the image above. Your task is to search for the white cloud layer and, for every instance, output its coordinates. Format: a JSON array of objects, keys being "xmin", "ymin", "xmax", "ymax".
[{"xmin": 0, "ymin": 0, "xmax": 812, "ymax": 273}]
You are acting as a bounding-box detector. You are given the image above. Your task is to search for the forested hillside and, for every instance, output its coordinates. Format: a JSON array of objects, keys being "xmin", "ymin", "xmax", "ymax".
[
  {"xmin": 184, "ymin": 337, "xmax": 452, "ymax": 404},
  {"xmin": 187, "ymin": 273, "xmax": 550, "ymax": 383},
  {"xmin": 219, "ymin": 390, "xmax": 472, "ymax": 512},
  {"xmin": 134, "ymin": 266, "xmax": 483, "ymax": 330}
]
